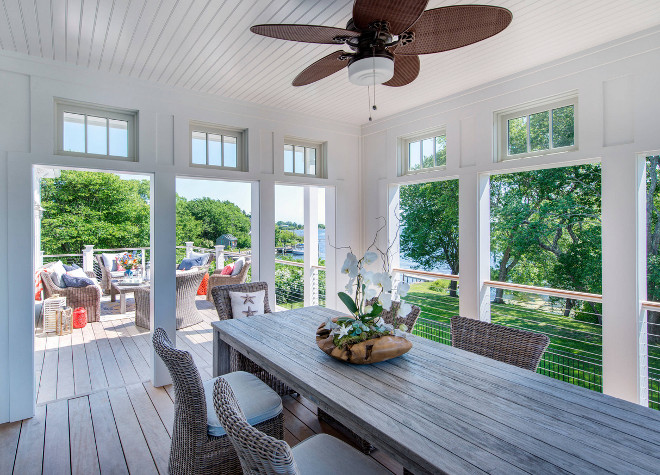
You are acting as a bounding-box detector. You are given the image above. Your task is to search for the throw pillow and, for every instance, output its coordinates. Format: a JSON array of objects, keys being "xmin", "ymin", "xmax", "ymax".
[
  {"xmin": 114, "ymin": 258, "xmax": 125, "ymax": 271},
  {"xmin": 230, "ymin": 257, "xmax": 245, "ymax": 276},
  {"xmin": 101, "ymin": 253, "xmax": 119, "ymax": 271},
  {"xmin": 220, "ymin": 264, "xmax": 234, "ymax": 275},
  {"xmin": 229, "ymin": 290, "xmax": 265, "ymax": 318},
  {"xmin": 197, "ymin": 273, "xmax": 210, "ymax": 295},
  {"xmin": 62, "ymin": 274, "xmax": 94, "ymax": 288},
  {"xmin": 63, "ymin": 263, "xmax": 80, "ymax": 272},
  {"xmin": 178, "ymin": 256, "xmax": 206, "ymax": 271},
  {"xmin": 67, "ymin": 268, "xmax": 89, "ymax": 279},
  {"xmin": 50, "ymin": 260, "xmax": 67, "ymax": 288},
  {"xmin": 189, "ymin": 251, "xmax": 211, "ymax": 266}
]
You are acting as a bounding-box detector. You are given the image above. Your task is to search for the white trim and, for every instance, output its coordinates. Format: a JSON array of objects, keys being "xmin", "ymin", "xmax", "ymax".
[
  {"xmin": 189, "ymin": 121, "xmax": 247, "ymax": 171},
  {"xmin": 283, "ymin": 136, "xmax": 326, "ymax": 178},
  {"xmin": 398, "ymin": 128, "xmax": 447, "ymax": 176}
]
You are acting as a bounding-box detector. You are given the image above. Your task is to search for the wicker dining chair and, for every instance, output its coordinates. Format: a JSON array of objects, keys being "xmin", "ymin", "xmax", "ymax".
[
  {"xmin": 211, "ymin": 282, "xmax": 294, "ymax": 396},
  {"xmin": 318, "ymin": 298, "xmax": 421, "ymax": 455},
  {"xmin": 450, "ymin": 315, "xmax": 550, "ymax": 371},
  {"xmin": 152, "ymin": 328, "xmax": 284, "ymax": 475},
  {"xmin": 213, "ymin": 377, "xmax": 388, "ymax": 475}
]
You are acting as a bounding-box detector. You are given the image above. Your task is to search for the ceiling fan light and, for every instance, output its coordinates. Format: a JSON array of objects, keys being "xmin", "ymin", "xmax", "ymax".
[{"xmin": 347, "ymin": 56, "xmax": 394, "ymax": 86}]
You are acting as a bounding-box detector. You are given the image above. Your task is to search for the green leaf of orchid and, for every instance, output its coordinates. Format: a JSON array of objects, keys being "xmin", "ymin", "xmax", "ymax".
[{"xmin": 338, "ymin": 292, "xmax": 358, "ymax": 314}]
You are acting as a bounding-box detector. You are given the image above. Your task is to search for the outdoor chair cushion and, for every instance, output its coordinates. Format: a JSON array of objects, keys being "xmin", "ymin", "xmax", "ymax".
[
  {"xmin": 67, "ymin": 268, "xmax": 88, "ymax": 279},
  {"xmin": 49, "ymin": 260, "xmax": 67, "ymax": 287},
  {"xmin": 229, "ymin": 290, "xmax": 265, "ymax": 318},
  {"xmin": 63, "ymin": 263, "xmax": 80, "ymax": 271},
  {"xmin": 230, "ymin": 257, "xmax": 245, "ymax": 276},
  {"xmin": 291, "ymin": 434, "xmax": 387, "ymax": 475},
  {"xmin": 178, "ymin": 256, "xmax": 206, "ymax": 270},
  {"xmin": 220, "ymin": 264, "xmax": 234, "ymax": 275},
  {"xmin": 189, "ymin": 251, "xmax": 211, "ymax": 266},
  {"xmin": 62, "ymin": 273, "xmax": 94, "ymax": 288},
  {"xmin": 101, "ymin": 253, "xmax": 120, "ymax": 271},
  {"xmin": 204, "ymin": 371, "xmax": 282, "ymax": 437}
]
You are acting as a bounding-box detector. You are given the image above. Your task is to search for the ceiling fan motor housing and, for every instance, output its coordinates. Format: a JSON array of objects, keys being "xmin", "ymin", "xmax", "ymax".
[{"xmin": 347, "ymin": 28, "xmax": 395, "ymax": 86}]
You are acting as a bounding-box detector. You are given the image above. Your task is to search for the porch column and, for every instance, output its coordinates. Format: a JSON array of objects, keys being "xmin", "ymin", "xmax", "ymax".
[
  {"xmin": 304, "ymin": 187, "xmax": 319, "ymax": 306},
  {"xmin": 82, "ymin": 245, "xmax": 94, "ymax": 273}
]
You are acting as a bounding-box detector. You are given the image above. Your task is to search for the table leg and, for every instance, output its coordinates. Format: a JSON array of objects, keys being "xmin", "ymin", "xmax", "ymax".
[
  {"xmin": 120, "ymin": 293, "xmax": 126, "ymax": 314},
  {"xmin": 213, "ymin": 328, "xmax": 231, "ymax": 377}
]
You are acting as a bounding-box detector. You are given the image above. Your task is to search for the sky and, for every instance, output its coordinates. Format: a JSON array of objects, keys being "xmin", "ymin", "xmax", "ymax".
[{"xmin": 118, "ymin": 174, "xmax": 325, "ymax": 226}]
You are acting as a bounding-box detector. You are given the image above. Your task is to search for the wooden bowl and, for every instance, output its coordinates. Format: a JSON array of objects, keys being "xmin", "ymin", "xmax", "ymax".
[{"xmin": 316, "ymin": 321, "xmax": 412, "ymax": 364}]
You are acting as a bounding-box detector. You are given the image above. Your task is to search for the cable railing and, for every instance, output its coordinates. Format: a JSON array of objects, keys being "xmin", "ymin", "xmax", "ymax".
[{"xmin": 641, "ymin": 302, "xmax": 660, "ymax": 410}]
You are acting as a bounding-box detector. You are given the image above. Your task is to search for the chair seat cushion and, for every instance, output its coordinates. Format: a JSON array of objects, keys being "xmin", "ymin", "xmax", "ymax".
[
  {"xmin": 204, "ymin": 371, "xmax": 282, "ymax": 438},
  {"xmin": 292, "ymin": 434, "xmax": 388, "ymax": 475},
  {"xmin": 109, "ymin": 271, "xmax": 125, "ymax": 278}
]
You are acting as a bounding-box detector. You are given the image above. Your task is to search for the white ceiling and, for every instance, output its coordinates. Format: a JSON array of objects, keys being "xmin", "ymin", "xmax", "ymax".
[{"xmin": 1, "ymin": 0, "xmax": 659, "ymax": 125}]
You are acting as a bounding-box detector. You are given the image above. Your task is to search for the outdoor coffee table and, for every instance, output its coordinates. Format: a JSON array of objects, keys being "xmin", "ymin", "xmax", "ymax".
[{"xmin": 110, "ymin": 279, "xmax": 149, "ymax": 314}]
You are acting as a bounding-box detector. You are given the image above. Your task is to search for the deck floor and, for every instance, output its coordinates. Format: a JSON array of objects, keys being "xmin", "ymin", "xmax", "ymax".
[{"xmin": 0, "ymin": 297, "xmax": 402, "ymax": 474}]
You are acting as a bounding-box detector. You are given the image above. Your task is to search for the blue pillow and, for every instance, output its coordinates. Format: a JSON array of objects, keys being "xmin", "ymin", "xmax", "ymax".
[
  {"xmin": 63, "ymin": 263, "xmax": 80, "ymax": 272},
  {"xmin": 62, "ymin": 274, "xmax": 94, "ymax": 288},
  {"xmin": 178, "ymin": 256, "xmax": 205, "ymax": 270}
]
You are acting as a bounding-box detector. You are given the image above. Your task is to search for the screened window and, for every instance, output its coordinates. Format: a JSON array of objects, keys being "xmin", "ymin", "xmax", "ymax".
[
  {"xmin": 190, "ymin": 122, "xmax": 245, "ymax": 170},
  {"xmin": 284, "ymin": 138, "xmax": 324, "ymax": 177},
  {"xmin": 400, "ymin": 131, "xmax": 446, "ymax": 175},
  {"xmin": 497, "ymin": 94, "xmax": 578, "ymax": 161},
  {"xmin": 56, "ymin": 100, "xmax": 137, "ymax": 160}
]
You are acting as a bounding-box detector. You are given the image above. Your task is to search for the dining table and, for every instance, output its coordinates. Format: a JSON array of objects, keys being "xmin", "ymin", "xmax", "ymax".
[{"xmin": 212, "ymin": 305, "xmax": 660, "ymax": 475}]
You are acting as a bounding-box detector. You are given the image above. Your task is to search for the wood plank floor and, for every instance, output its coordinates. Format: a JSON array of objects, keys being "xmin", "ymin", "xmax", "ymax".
[{"xmin": 0, "ymin": 297, "xmax": 403, "ymax": 474}]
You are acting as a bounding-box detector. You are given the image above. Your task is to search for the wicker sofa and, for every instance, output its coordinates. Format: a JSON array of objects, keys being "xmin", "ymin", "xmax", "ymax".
[
  {"xmin": 39, "ymin": 266, "xmax": 102, "ymax": 322},
  {"xmin": 134, "ymin": 267, "xmax": 207, "ymax": 329},
  {"xmin": 206, "ymin": 257, "xmax": 251, "ymax": 301}
]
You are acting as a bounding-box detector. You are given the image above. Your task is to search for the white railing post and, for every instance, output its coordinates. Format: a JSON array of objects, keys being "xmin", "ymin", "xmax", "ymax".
[
  {"xmin": 82, "ymin": 245, "xmax": 94, "ymax": 273},
  {"xmin": 215, "ymin": 245, "xmax": 225, "ymax": 268},
  {"xmin": 185, "ymin": 241, "xmax": 194, "ymax": 258},
  {"xmin": 304, "ymin": 187, "xmax": 319, "ymax": 307},
  {"xmin": 311, "ymin": 268, "xmax": 319, "ymax": 306}
]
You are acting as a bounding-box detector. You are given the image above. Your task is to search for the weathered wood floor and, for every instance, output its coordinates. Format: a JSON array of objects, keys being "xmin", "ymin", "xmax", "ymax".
[{"xmin": 0, "ymin": 298, "xmax": 402, "ymax": 474}]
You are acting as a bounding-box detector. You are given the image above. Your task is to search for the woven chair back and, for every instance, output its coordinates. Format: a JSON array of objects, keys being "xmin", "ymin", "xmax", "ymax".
[
  {"xmin": 211, "ymin": 281, "xmax": 272, "ymax": 320},
  {"xmin": 450, "ymin": 316, "xmax": 550, "ymax": 371},
  {"xmin": 213, "ymin": 378, "xmax": 298, "ymax": 475},
  {"xmin": 366, "ymin": 297, "xmax": 420, "ymax": 332}
]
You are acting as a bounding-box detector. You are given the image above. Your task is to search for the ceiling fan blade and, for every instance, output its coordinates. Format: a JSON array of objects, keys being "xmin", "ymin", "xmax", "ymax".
[
  {"xmin": 396, "ymin": 5, "xmax": 512, "ymax": 55},
  {"xmin": 383, "ymin": 54, "xmax": 420, "ymax": 87},
  {"xmin": 352, "ymin": 0, "xmax": 429, "ymax": 35},
  {"xmin": 250, "ymin": 24, "xmax": 358, "ymax": 44},
  {"xmin": 292, "ymin": 51, "xmax": 350, "ymax": 86}
]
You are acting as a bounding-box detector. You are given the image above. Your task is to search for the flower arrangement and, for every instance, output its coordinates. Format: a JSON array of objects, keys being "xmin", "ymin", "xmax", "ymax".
[
  {"xmin": 325, "ymin": 248, "xmax": 411, "ymax": 350},
  {"xmin": 118, "ymin": 252, "xmax": 140, "ymax": 271}
]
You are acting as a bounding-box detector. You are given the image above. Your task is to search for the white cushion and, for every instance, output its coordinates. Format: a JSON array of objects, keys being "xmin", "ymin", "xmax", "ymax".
[
  {"xmin": 229, "ymin": 290, "xmax": 265, "ymax": 318},
  {"xmin": 189, "ymin": 251, "xmax": 210, "ymax": 266},
  {"xmin": 204, "ymin": 371, "xmax": 282, "ymax": 438},
  {"xmin": 230, "ymin": 257, "xmax": 245, "ymax": 276},
  {"xmin": 49, "ymin": 260, "xmax": 67, "ymax": 288},
  {"xmin": 292, "ymin": 434, "xmax": 388, "ymax": 475},
  {"xmin": 101, "ymin": 253, "xmax": 119, "ymax": 271},
  {"xmin": 67, "ymin": 268, "xmax": 88, "ymax": 279}
]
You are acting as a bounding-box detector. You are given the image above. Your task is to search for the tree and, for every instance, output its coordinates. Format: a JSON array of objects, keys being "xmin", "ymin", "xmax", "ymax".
[
  {"xmin": 175, "ymin": 195, "xmax": 203, "ymax": 246},
  {"xmin": 646, "ymin": 156, "xmax": 660, "ymax": 342},
  {"xmin": 41, "ymin": 170, "xmax": 150, "ymax": 254},
  {"xmin": 399, "ymin": 180, "xmax": 459, "ymax": 296},
  {"xmin": 184, "ymin": 198, "xmax": 252, "ymax": 248}
]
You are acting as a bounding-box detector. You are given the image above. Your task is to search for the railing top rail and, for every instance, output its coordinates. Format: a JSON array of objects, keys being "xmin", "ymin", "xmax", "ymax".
[
  {"xmin": 94, "ymin": 247, "xmax": 148, "ymax": 252},
  {"xmin": 642, "ymin": 300, "xmax": 660, "ymax": 311},
  {"xmin": 484, "ymin": 280, "xmax": 602, "ymax": 304},
  {"xmin": 393, "ymin": 268, "xmax": 459, "ymax": 281},
  {"xmin": 43, "ymin": 253, "xmax": 83, "ymax": 257},
  {"xmin": 311, "ymin": 265, "xmax": 327, "ymax": 270},
  {"xmin": 275, "ymin": 259, "xmax": 304, "ymax": 268}
]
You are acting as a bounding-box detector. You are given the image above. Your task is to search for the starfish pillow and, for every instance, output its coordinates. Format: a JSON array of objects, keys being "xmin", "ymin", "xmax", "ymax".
[{"xmin": 229, "ymin": 290, "xmax": 265, "ymax": 318}]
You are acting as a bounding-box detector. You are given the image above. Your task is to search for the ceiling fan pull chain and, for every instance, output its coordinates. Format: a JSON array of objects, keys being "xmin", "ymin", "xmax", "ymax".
[
  {"xmin": 367, "ymin": 85, "xmax": 372, "ymax": 121},
  {"xmin": 372, "ymin": 48, "xmax": 377, "ymax": 112}
]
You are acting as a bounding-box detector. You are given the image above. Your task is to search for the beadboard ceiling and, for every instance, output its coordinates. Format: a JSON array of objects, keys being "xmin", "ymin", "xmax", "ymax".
[{"xmin": 1, "ymin": 0, "xmax": 659, "ymax": 125}]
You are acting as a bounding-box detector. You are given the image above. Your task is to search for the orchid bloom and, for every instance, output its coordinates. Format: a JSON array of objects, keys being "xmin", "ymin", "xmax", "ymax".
[
  {"xmin": 363, "ymin": 251, "xmax": 378, "ymax": 265},
  {"xmin": 397, "ymin": 282, "xmax": 410, "ymax": 298},
  {"xmin": 379, "ymin": 293, "xmax": 393, "ymax": 311},
  {"xmin": 364, "ymin": 287, "xmax": 377, "ymax": 300},
  {"xmin": 341, "ymin": 253, "xmax": 359, "ymax": 278},
  {"xmin": 373, "ymin": 272, "xmax": 392, "ymax": 293},
  {"xmin": 398, "ymin": 301, "xmax": 412, "ymax": 318}
]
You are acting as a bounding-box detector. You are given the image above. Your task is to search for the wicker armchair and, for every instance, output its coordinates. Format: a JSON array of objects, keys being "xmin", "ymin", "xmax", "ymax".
[
  {"xmin": 211, "ymin": 282, "xmax": 294, "ymax": 396},
  {"xmin": 152, "ymin": 328, "xmax": 284, "ymax": 475},
  {"xmin": 134, "ymin": 268, "xmax": 207, "ymax": 329},
  {"xmin": 318, "ymin": 298, "xmax": 421, "ymax": 454},
  {"xmin": 450, "ymin": 315, "xmax": 550, "ymax": 371},
  {"xmin": 206, "ymin": 258, "xmax": 251, "ymax": 301},
  {"xmin": 213, "ymin": 378, "xmax": 387, "ymax": 475},
  {"xmin": 40, "ymin": 269, "xmax": 101, "ymax": 322}
]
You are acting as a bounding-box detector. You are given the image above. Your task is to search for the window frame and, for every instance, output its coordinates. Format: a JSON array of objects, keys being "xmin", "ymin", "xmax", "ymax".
[
  {"xmin": 55, "ymin": 99, "xmax": 138, "ymax": 161},
  {"xmin": 495, "ymin": 93, "xmax": 579, "ymax": 162},
  {"xmin": 283, "ymin": 137, "xmax": 326, "ymax": 178},
  {"xmin": 189, "ymin": 121, "xmax": 247, "ymax": 171},
  {"xmin": 399, "ymin": 129, "xmax": 447, "ymax": 176}
]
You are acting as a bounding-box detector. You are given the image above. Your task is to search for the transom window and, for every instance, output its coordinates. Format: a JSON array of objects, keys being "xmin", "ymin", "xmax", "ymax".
[
  {"xmin": 56, "ymin": 99, "xmax": 137, "ymax": 161},
  {"xmin": 400, "ymin": 130, "xmax": 446, "ymax": 175},
  {"xmin": 497, "ymin": 94, "xmax": 578, "ymax": 161},
  {"xmin": 190, "ymin": 122, "xmax": 245, "ymax": 170},
  {"xmin": 284, "ymin": 138, "xmax": 325, "ymax": 177}
]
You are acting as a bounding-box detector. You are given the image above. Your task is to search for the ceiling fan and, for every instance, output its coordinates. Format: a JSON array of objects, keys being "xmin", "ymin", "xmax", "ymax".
[{"xmin": 250, "ymin": 1, "xmax": 513, "ymax": 88}]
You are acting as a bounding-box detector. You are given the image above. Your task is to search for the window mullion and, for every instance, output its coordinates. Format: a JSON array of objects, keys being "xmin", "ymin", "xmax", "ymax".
[
  {"xmin": 549, "ymin": 108, "xmax": 554, "ymax": 149},
  {"xmin": 526, "ymin": 115, "xmax": 531, "ymax": 153},
  {"xmin": 221, "ymin": 135, "xmax": 225, "ymax": 167},
  {"xmin": 105, "ymin": 118, "xmax": 109, "ymax": 156},
  {"xmin": 84, "ymin": 115, "xmax": 88, "ymax": 154},
  {"xmin": 206, "ymin": 133, "xmax": 210, "ymax": 166}
]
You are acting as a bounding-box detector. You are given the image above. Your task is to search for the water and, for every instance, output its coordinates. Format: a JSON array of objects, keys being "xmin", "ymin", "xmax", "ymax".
[{"xmin": 292, "ymin": 228, "xmax": 326, "ymax": 260}]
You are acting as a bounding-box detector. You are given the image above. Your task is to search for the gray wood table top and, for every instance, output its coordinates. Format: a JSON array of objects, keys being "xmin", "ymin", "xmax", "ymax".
[{"xmin": 212, "ymin": 306, "xmax": 660, "ymax": 475}]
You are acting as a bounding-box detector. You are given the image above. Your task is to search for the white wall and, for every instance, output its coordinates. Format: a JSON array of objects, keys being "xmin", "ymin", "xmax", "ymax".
[
  {"xmin": 361, "ymin": 27, "xmax": 660, "ymax": 405},
  {"xmin": 0, "ymin": 51, "xmax": 361, "ymax": 422}
]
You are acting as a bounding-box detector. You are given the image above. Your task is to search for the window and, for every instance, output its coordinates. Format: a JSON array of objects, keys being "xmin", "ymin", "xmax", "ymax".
[
  {"xmin": 496, "ymin": 93, "xmax": 578, "ymax": 161},
  {"xmin": 190, "ymin": 122, "xmax": 246, "ymax": 170},
  {"xmin": 56, "ymin": 99, "xmax": 137, "ymax": 161},
  {"xmin": 400, "ymin": 130, "xmax": 446, "ymax": 175},
  {"xmin": 284, "ymin": 138, "xmax": 325, "ymax": 177}
]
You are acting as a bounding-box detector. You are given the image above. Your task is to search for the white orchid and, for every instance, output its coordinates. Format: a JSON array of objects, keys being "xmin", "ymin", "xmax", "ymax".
[
  {"xmin": 372, "ymin": 272, "xmax": 392, "ymax": 292},
  {"xmin": 364, "ymin": 305, "xmax": 373, "ymax": 314},
  {"xmin": 363, "ymin": 251, "xmax": 378, "ymax": 265},
  {"xmin": 344, "ymin": 277, "xmax": 355, "ymax": 293},
  {"xmin": 359, "ymin": 268, "xmax": 374, "ymax": 285},
  {"xmin": 341, "ymin": 253, "xmax": 359, "ymax": 278},
  {"xmin": 398, "ymin": 301, "xmax": 412, "ymax": 318},
  {"xmin": 379, "ymin": 293, "xmax": 393, "ymax": 311},
  {"xmin": 364, "ymin": 287, "xmax": 378, "ymax": 300},
  {"xmin": 397, "ymin": 282, "xmax": 410, "ymax": 298}
]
